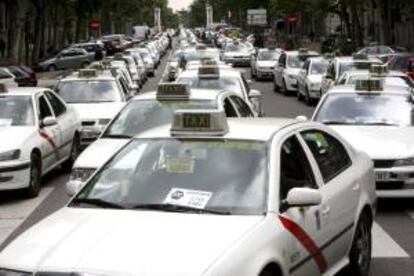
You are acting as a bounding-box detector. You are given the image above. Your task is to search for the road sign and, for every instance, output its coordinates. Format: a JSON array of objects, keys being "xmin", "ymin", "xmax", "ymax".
[
  {"xmin": 89, "ymin": 20, "xmax": 100, "ymax": 31},
  {"xmin": 247, "ymin": 9, "xmax": 267, "ymax": 26},
  {"xmin": 287, "ymin": 15, "xmax": 297, "ymax": 23}
]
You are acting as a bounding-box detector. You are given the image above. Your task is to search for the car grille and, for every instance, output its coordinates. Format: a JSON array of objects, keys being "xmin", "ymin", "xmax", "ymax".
[
  {"xmin": 373, "ymin": 159, "xmax": 395, "ymax": 168},
  {"xmin": 81, "ymin": 120, "xmax": 96, "ymax": 126}
]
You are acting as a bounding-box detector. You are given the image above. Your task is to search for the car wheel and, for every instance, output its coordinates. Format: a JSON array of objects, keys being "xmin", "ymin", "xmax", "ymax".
[
  {"xmin": 47, "ymin": 64, "xmax": 57, "ymax": 72},
  {"xmin": 305, "ymin": 87, "xmax": 312, "ymax": 106},
  {"xmin": 297, "ymin": 88, "xmax": 303, "ymax": 101},
  {"xmin": 23, "ymin": 153, "xmax": 41, "ymax": 198},
  {"xmin": 348, "ymin": 212, "xmax": 372, "ymax": 276},
  {"xmin": 62, "ymin": 135, "xmax": 80, "ymax": 173},
  {"xmin": 282, "ymin": 80, "xmax": 289, "ymax": 96},
  {"xmin": 259, "ymin": 268, "xmax": 281, "ymax": 276}
]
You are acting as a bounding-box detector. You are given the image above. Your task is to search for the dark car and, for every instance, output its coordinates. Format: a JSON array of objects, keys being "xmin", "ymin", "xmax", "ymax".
[
  {"xmin": 388, "ymin": 53, "xmax": 414, "ymax": 80},
  {"xmin": 7, "ymin": 65, "xmax": 37, "ymax": 87}
]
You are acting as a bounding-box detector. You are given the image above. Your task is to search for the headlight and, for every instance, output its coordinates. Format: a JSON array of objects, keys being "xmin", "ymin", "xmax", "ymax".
[
  {"xmin": 0, "ymin": 269, "xmax": 32, "ymax": 276},
  {"xmin": 70, "ymin": 168, "xmax": 96, "ymax": 182},
  {"xmin": 0, "ymin": 150, "xmax": 21, "ymax": 162},
  {"xmin": 394, "ymin": 158, "xmax": 414, "ymax": 167}
]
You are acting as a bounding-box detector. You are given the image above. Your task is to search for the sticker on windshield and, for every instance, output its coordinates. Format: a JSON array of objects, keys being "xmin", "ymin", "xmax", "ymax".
[
  {"xmin": 166, "ymin": 158, "xmax": 195, "ymax": 174},
  {"xmin": 0, "ymin": 119, "xmax": 12, "ymax": 127},
  {"xmin": 164, "ymin": 188, "xmax": 212, "ymax": 209}
]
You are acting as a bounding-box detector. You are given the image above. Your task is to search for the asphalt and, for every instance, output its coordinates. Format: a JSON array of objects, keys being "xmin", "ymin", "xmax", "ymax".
[{"xmin": 1, "ymin": 49, "xmax": 414, "ymax": 276}]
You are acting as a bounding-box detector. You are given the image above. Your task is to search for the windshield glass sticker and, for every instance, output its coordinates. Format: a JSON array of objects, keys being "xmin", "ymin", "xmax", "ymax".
[
  {"xmin": 164, "ymin": 188, "xmax": 212, "ymax": 209},
  {"xmin": 166, "ymin": 158, "xmax": 195, "ymax": 174}
]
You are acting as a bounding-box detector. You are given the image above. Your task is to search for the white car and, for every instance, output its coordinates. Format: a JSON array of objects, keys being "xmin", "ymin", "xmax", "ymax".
[
  {"xmin": 0, "ymin": 85, "xmax": 81, "ymax": 197},
  {"xmin": 274, "ymin": 49, "xmax": 320, "ymax": 95},
  {"xmin": 0, "ymin": 110, "xmax": 376, "ymax": 276},
  {"xmin": 0, "ymin": 67, "xmax": 18, "ymax": 88},
  {"xmin": 313, "ymin": 80, "xmax": 414, "ymax": 197},
  {"xmin": 251, "ymin": 48, "xmax": 282, "ymax": 80},
  {"xmin": 222, "ymin": 41, "xmax": 252, "ymax": 66},
  {"xmin": 176, "ymin": 65, "xmax": 264, "ymax": 116},
  {"xmin": 297, "ymin": 57, "xmax": 329, "ymax": 105},
  {"xmin": 162, "ymin": 50, "xmax": 182, "ymax": 82},
  {"xmin": 321, "ymin": 54, "xmax": 382, "ymax": 95},
  {"xmin": 67, "ymin": 83, "xmax": 256, "ymax": 189},
  {"xmin": 55, "ymin": 69, "xmax": 128, "ymax": 147},
  {"xmin": 133, "ymin": 48, "xmax": 156, "ymax": 76}
]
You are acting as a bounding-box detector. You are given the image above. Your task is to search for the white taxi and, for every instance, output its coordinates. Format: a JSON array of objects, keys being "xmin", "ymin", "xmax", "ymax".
[
  {"xmin": 251, "ymin": 48, "xmax": 282, "ymax": 80},
  {"xmin": 176, "ymin": 65, "xmax": 264, "ymax": 116},
  {"xmin": 313, "ymin": 79, "xmax": 414, "ymax": 197},
  {"xmin": 274, "ymin": 49, "xmax": 320, "ymax": 95},
  {"xmin": 55, "ymin": 69, "xmax": 128, "ymax": 148},
  {"xmin": 67, "ymin": 83, "xmax": 256, "ymax": 191},
  {"xmin": 0, "ymin": 84, "xmax": 81, "ymax": 197},
  {"xmin": 0, "ymin": 110, "xmax": 376, "ymax": 276},
  {"xmin": 297, "ymin": 57, "xmax": 329, "ymax": 105}
]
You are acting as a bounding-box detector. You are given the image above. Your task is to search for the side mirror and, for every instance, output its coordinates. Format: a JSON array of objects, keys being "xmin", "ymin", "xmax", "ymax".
[
  {"xmin": 295, "ymin": 115, "xmax": 308, "ymax": 121},
  {"xmin": 280, "ymin": 188, "xmax": 322, "ymax": 212},
  {"xmin": 249, "ymin": 89, "xmax": 263, "ymax": 116},
  {"xmin": 66, "ymin": 180, "xmax": 83, "ymax": 196},
  {"xmin": 42, "ymin": 116, "xmax": 57, "ymax": 127}
]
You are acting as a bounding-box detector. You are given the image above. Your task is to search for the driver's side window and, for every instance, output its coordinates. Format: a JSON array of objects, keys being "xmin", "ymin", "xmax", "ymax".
[
  {"xmin": 279, "ymin": 135, "xmax": 317, "ymax": 200},
  {"xmin": 38, "ymin": 95, "xmax": 53, "ymax": 120}
]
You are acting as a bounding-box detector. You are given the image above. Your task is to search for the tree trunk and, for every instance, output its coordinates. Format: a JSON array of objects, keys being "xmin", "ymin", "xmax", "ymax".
[{"xmin": 7, "ymin": 0, "xmax": 26, "ymax": 64}]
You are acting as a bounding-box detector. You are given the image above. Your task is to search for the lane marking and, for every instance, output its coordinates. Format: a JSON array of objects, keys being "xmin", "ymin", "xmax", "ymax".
[
  {"xmin": 372, "ymin": 222, "xmax": 409, "ymax": 258},
  {"xmin": 0, "ymin": 188, "xmax": 53, "ymax": 246},
  {"xmin": 279, "ymin": 215, "xmax": 327, "ymax": 273}
]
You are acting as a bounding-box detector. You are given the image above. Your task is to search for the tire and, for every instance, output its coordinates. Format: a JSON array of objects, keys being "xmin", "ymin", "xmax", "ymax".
[
  {"xmin": 62, "ymin": 135, "xmax": 80, "ymax": 173},
  {"xmin": 348, "ymin": 212, "xmax": 372, "ymax": 276},
  {"xmin": 297, "ymin": 88, "xmax": 303, "ymax": 102},
  {"xmin": 23, "ymin": 153, "xmax": 41, "ymax": 198},
  {"xmin": 273, "ymin": 78, "xmax": 279, "ymax": 93},
  {"xmin": 304, "ymin": 87, "xmax": 312, "ymax": 106},
  {"xmin": 282, "ymin": 80, "xmax": 289, "ymax": 96},
  {"xmin": 47, "ymin": 64, "xmax": 57, "ymax": 71},
  {"xmin": 259, "ymin": 268, "xmax": 280, "ymax": 276}
]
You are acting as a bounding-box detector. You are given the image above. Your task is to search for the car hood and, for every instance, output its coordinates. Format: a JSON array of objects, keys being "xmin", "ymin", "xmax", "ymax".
[
  {"xmin": 285, "ymin": 68, "xmax": 301, "ymax": 76},
  {"xmin": 225, "ymin": 51, "xmax": 250, "ymax": 57},
  {"xmin": 74, "ymin": 138, "xmax": 130, "ymax": 169},
  {"xmin": 70, "ymin": 102, "xmax": 125, "ymax": 120},
  {"xmin": 257, "ymin": 60, "xmax": 277, "ymax": 67},
  {"xmin": 332, "ymin": 126, "xmax": 414, "ymax": 159},
  {"xmin": 0, "ymin": 208, "xmax": 263, "ymax": 275},
  {"xmin": 0, "ymin": 126, "xmax": 35, "ymax": 152}
]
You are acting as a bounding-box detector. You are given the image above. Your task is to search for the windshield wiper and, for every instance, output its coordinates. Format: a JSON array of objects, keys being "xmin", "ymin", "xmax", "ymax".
[
  {"xmin": 102, "ymin": 133, "xmax": 132, "ymax": 139},
  {"xmin": 362, "ymin": 122, "xmax": 399, "ymax": 126},
  {"xmin": 322, "ymin": 120, "xmax": 356, "ymax": 125},
  {"xmin": 131, "ymin": 203, "xmax": 231, "ymax": 215},
  {"xmin": 71, "ymin": 198, "xmax": 125, "ymax": 209}
]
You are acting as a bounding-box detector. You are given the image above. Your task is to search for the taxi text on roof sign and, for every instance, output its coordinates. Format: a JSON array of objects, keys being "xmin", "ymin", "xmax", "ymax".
[
  {"xmin": 369, "ymin": 64, "xmax": 389, "ymax": 75},
  {"xmin": 201, "ymin": 59, "xmax": 218, "ymax": 66},
  {"xmin": 198, "ymin": 66, "xmax": 220, "ymax": 79},
  {"xmin": 170, "ymin": 109, "xmax": 229, "ymax": 136},
  {"xmin": 156, "ymin": 83, "xmax": 190, "ymax": 100},
  {"xmin": 78, "ymin": 69, "xmax": 98, "ymax": 78},
  {"xmin": 355, "ymin": 79, "xmax": 383, "ymax": 92}
]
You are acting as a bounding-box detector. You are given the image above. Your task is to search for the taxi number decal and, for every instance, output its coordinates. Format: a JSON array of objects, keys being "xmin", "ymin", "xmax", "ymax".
[
  {"xmin": 183, "ymin": 114, "xmax": 210, "ymax": 128},
  {"xmin": 279, "ymin": 215, "xmax": 327, "ymax": 273}
]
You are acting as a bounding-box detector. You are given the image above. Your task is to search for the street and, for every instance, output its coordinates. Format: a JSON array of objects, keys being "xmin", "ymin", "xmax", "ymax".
[{"xmin": 0, "ymin": 55, "xmax": 413, "ymax": 275}]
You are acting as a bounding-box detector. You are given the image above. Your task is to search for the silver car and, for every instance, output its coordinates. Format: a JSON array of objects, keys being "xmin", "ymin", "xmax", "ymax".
[{"xmin": 38, "ymin": 48, "xmax": 94, "ymax": 71}]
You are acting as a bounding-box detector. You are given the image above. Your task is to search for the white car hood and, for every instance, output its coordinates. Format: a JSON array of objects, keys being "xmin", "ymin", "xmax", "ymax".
[
  {"xmin": 70, "ymin": 102, "xmax": 125, "ymax": 120},
  {"xmin": 333, "ymin": 126, "xmax": 414, "ymax": 159},
  {"xmin": 257, "ymin": 60, "xmax": 277, "ymax": 67},
  {"xmin": 74, "ymin": 138, "xmax": 130, "ymax": 169},
  {"xmin": 0, "ymin": 127, "xmax": 35, "ymax": 152},
  {"xmin": 0, "ymin": 208, "xmax": 263, "ymax": 275},
  {"xmin": 225, "ymin": 51, "xmax": 250, "ymax": 57}
]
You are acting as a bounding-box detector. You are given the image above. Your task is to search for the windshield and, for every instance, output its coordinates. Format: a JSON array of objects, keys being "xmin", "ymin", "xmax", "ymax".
[
  {"xmin": 258, "ymin": 51, "xmax": 279, "ymax": 61},
  {"xmin": 339, "ymin": 62, "xmax": 377, "ymax": 78},
  {"xmin": 104, "ymin": 100, "xmax": 217, "ymax": 138},
  {"xmin": 287, "ymin": 55, "xmax": 317, "ymax": 68},
  {"xmin": 310, "ymin": 61, "xmax": 328, "ymax": 75},
  {"xmin": 56, "ymin": 80, "xmax": 120, "ymax": 103},
  {"xmin": 72, "ymin": 139, "xmax": 267, "ymax": 215},
  {"xmin": 225, "ymin": 44, "xmax": 248, "ymax": 52},
  {"xmin": 177, "ymin": 76, "xmax": 243, "ymax": 97},
  {"xmin": 315, "ymin": 94, "xmax": 412, "ymax": 126},
  {"xmin": 348, "ymin": 76, "xmax": 412, "ymax": 88},
  {"xmin": 0, "ymin": 95, "xmax": 35, "ymax": 126}
]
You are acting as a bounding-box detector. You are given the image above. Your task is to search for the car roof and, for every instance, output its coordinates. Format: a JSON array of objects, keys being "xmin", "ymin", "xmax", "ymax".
[
  {"xmin": 132, "ymin": 88, "xmax": 234, "ymax": 101},
  {"xmin": 284, "ymin": 50, "xmax": 319, "ymax": 56},
  {"xmin": 134, "ymin": 118, "xmax": 308, "ymax": 141},
  {"xmin": 344, "ymin": 70, "xmax": 407, "ymax": 77},
  {"xmin": 333, "ymin": 56, "xmax": 381, "ymax": 63},
  {"xmin": 59, "ymin": 71, "xmax": 116, "ymax": 82},
  {"xmin": 328, "ymin": 84, "xmax": 410, "ymax": 95},
  {"xmin": 178, "ymin": 68, "xmax": 241, "ymax": 78},
  {"xmin": 0, "ymin": 86, "xmax": 48, "ymax": 96}
]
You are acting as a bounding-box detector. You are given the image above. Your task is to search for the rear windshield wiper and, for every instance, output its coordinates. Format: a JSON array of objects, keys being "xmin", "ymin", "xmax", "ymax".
[
  {"xmin": 71, "ymin": 198, "xmax": 125, "ymax": 209},
  {"xmin": 131, "ymin": 203, "xmax": 231, "ymax": 215}
]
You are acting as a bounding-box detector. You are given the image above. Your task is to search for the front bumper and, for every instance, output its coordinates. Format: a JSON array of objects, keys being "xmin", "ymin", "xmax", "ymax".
[
  {"xmin": 0, "ymin": 161, "xmax": 31, "ymax": 190},
  {"xmin": 375, "ymin": 166, "xmax": 414, "ymax": 197},
  {"xmin": 224, "ymin": 57, "xmax": 251, "ymax": 65},
  {"xmin": 308, "ymin": 89, "xmax": 321, "ymax": 99},
  {"xmin": 256, "ymin": 69, "xmax": 274, "ymax": 79}
]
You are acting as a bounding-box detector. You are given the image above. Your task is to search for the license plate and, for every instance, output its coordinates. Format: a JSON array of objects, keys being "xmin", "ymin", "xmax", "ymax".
[{"xmin": 376, "ymin": 172, "xmax": 390, "ymax": 181}]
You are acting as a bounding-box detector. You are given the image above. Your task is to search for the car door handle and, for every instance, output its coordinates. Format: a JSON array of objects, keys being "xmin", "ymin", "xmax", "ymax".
[
  {"xmin": 321, "ymin": 206, "xmax": 331, "ymax": 217},
  {"xmin": 352, "ymin": 183, "xmax": 360, "ymax": 192}
]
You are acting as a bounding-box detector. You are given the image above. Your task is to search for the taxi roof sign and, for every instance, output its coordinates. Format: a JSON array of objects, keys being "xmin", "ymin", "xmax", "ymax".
[
  {"xmin": 324, "ymin": 52, "xmax": 336, "ymax": 59},
  {"xmin": 352, "ymin": 53, "xmax": 368, "ymax": 60},
  {"xmin": 78, "ymin": 69, "xmax": 98, "ymax": 78},
  {"xmin": 196, "ymin": 45, "xmax": 207, "ymax": 50},
  {"xmin": 157, "ymin": 83, "xmax": 190, "ymax": 100},
  {"xmin": 88, "ymin": 63, "xmax": 105, "ymax": 71},
  {"xmin": 298, "ymin": 48, "xmax": 309, "ymax": 54},
  {"xmin": 355, "ymin": 79, "xmax": 383, "ymax": 92},
  {"xmin": 201, "ymin": 59, "xmax": 218, "ymax": 66},
  {"xmin": 198, "ymin": 66, "xmax": 220, "ymax": 79},
  {"xmin": 369, "ymin": 64, "xmax": 389, "ymax": 75},
  {"xmin": 171, "ymin": 109, "xmax": 229, "ymax": 136}
]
